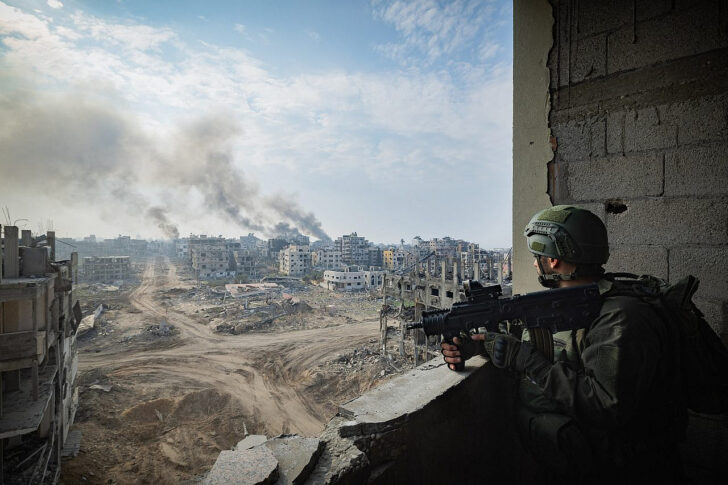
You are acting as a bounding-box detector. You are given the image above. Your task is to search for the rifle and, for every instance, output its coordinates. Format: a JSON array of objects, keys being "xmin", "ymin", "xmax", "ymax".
[{"xmin": 407, "ymin": 281, "xmax": 601, "ymax": 370}]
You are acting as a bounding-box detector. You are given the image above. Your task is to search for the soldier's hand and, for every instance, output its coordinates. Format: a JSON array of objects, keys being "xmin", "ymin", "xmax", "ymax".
[
  {"xmin": 477, "ymin": 332, "xmax": 522, "ymax": 370},
  {"xmin": 441, "ymin": 336, "xmax": 484, "ymax": 371}
]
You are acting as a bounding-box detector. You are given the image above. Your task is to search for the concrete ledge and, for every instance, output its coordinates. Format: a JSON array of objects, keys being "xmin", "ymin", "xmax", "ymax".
[{"xmin": 306, "ymin": 356, "xmax": 529, "ymax": 484}]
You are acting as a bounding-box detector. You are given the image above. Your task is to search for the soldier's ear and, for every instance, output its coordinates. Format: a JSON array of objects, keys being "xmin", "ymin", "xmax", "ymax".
[{"xmin": 548, "ymin": 258, "xmax": 561, "ymax": 270}]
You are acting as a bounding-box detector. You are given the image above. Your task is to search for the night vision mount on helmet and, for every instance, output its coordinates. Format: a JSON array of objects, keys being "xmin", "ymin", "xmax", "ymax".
[{"xmin": 524, "ymin": 205, "xmax": 609, "ymax": 286}]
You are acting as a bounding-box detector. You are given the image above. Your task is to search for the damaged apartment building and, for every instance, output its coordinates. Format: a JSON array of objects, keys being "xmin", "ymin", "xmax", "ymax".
[
  {"xmin": 181, "ymin": 235, "xmax": 257, "ymax": 280},
  {"xmin": 1, "ymin": 226, "xmax": 81, "ymax": 483}
]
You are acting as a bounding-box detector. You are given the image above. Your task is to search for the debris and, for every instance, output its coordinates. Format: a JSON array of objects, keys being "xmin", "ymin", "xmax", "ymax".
[{"xmin": 89, "ymin": 384, "xmax": 112, "ymax": 392}]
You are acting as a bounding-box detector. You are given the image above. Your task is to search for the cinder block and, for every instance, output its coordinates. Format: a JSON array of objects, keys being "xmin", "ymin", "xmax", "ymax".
[
  {"xmin": 607, "ymin": 197, "xmax": 728, "ymax": 246},
  {"xmin": 553, "ymin": 116, "xmax": 606, "ymax": 162},
  {"xmin": 606, "ymin": 111, "xmax": 625, "ymax": 154},
  {"xmin": 666, "ymin": 94, "xmax": 728, "ymax": 146},
  {"xmin": 566, "ymin": 153, "xmax": 663, "ymax": 201},
  {"xmin": 605, "ymin": 244, "xmax": 668, "ymax": 280},
  {"xmin": 624, "ymin": 107, "xmax": 677, "ymax": 152},
  {"xmin": 590, "ymin": 119, "xmax": 606, "ymax": 158},
  {"xmin": 577, "ymin": 0, "xmax": 632, "ymax": 37},
  {"xmin": 665, "ymin": 143, "xmax": 728, "ymax": 196},
  {"xmin": 669, "ymin": 247, "xmax": 728, "ymax": 301},
  {"xmin": 572, "ymin": 34, "xmax": 607, "ymax": 83},
  {"xmin": 607, "ymin": 4, "xmax": 720, "ymax": 74}
]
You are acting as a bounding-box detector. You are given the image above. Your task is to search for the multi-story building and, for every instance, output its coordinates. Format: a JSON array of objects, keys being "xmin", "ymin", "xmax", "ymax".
[
  {"xmin": 0, "ymin": 226, "xmax": 80, "ymax": 483},
  {"xmin": 279, "ymin": 245, "xmax": 311, "ymax": 276},
  {"xmin": 367, "ymin": 247, "xmax": 383, "ymax": 268},
  {"xmin": 313, "ymin": 248, "xmax": 342, "ymax": 270},
  {"xmin": 322, "ymin": 267, "xmax": 385, "ymax": 291},
  {"xmin": 335, "ymin": 233, "xmax": 370, "ymax": 266},
  {"xmin": 189, "ymin": 235, "xmax": 233, "ymax": 279},
  {"xmin": 382, "ymin": 250, "xmax": 394, "ymax": 270},
  {"xmin": 175, "ymin": 238, "xmax": 190, "ymax": 260},
  {"xmin": 232, "ymin": 249, "xmax": 256, "ymax": 277},
  {"xmin": 82, "ymin": 256, "xmax": 131, "ymax": 283}
]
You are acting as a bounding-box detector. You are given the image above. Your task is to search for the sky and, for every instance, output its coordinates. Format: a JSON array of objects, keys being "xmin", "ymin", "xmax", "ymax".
[{"xmin": 0, "ymin": 0, "xmax": 513, "ymax": 247}]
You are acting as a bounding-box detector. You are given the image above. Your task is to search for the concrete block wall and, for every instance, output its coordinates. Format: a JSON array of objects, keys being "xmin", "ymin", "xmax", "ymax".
[
  {"xmin": 547, "ymin": 0, "xmax": 728, "ymax": 340},
  {"xmin": 547, "ymin": 1, "xmax": 728, "ymax": 480}
]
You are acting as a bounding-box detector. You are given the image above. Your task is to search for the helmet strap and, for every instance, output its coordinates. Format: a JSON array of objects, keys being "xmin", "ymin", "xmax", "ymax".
[{"xmin": 536, "ymin": 256, "xmax": 577, "ymax": 288}]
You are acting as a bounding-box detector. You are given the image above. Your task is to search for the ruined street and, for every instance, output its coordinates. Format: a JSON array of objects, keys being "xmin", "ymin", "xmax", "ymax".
[{"xmin": 60, "ymin": 259, "xmax": 408, "ymax": 484}]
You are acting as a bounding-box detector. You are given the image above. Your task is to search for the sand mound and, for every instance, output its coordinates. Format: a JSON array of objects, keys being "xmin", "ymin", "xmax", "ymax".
[{"xmin": 121, "ymin": 398, "xmax": 175, "ymax": 424}]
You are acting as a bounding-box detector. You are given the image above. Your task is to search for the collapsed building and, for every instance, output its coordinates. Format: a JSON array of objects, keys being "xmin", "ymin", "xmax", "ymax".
[
  {"xmin": 1, "ymin": 226, "xmax": 81, "ymax": 483},
  {"xmin": 81, "ymin": 256, "xmax": 131, "ymax": 284},
  {"xmin": 205, "ymin": 1, "xmax": 727, "ymax": 483}
]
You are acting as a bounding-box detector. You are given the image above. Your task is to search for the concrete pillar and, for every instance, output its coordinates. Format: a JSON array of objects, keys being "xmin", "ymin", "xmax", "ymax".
[
  {"xmin": 0, "ymin": 224, "xmax": 3, "ymax": 284},
  {"xmin": 441, "ymin": 261, "xmax": 446, "ymax": 284},
  {"xmin": 474, "ymin": 262, "xmax": 480, "ymax": 282},
  {"xmin": 3, "ymin": 226, "xmax": 19, "ymax": 278},
  {"xmin": 21, "ymin": 229, "xmax": 31, "ymax": 247},
  {"xmin": 47, "ymin": 231, "xmax": 55, "ymax": 262}
]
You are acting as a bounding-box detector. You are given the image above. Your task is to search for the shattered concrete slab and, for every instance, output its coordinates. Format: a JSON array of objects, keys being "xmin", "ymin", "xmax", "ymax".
[
  {"xmin": 204, "ymin": 446, "xmax": 278, "ymax": 485},
  {"xmin": 338, "ymin": 356, "xmax": 484, "ymax": 434},
  {"xmin": 236, "ymin": 434, "xmax": 268, "ymax": 450},
  {"xmin": 263, "ymin": 435, "xmax": 323, "ymax": 485}
]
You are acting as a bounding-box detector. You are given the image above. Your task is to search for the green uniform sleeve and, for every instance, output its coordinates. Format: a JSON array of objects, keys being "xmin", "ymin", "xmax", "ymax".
[{"xmin": 517, "ymin": 295, "xmax": 668, "ymax": 429}]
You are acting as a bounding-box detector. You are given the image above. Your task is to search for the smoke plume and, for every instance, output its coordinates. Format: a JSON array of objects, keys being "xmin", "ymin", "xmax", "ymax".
[{"xmin": 0, "ymin": 88, "xmax": 330, "ymax": 241}]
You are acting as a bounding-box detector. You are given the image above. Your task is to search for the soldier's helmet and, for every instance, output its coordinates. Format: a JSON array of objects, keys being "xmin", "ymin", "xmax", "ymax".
[{"xmin": 524, "ymin": 205, "xmax": 609, "ymax": 265}]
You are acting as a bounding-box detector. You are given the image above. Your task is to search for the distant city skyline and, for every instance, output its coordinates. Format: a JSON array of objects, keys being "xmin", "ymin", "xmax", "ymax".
[{"xmin": 0, "ymin": 0, "xmax": 513, "ymax": 247}]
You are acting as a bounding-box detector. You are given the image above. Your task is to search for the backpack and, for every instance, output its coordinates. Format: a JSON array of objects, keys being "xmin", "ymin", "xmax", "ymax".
[{"xmin": 605, "ymin": 273, "xmax": 728, "ymax": 414}]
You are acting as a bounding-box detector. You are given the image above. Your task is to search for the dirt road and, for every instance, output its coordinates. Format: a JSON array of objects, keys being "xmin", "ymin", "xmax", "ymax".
[{"xmin": 61, "ymin": 260, "xmax": 385, "ymax": 484}]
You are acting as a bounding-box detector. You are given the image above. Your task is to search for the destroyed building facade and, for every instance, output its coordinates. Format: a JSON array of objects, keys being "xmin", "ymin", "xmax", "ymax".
[
  {"xmin": 278, "ymin": 244, "xmax": 311, "ymax": 276},
  {"xmin": 1, "ymin": 226, "xmax": 80, "ymax": 483},
  {"xmin": 81, "ymin": 256, "xmax": 131, "ymax": 284}
]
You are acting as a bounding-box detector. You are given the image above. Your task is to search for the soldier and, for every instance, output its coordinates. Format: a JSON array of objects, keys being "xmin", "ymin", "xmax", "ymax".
[{"xmin": 441, "ymin": 205, "xmax": 685, "ymax": 483}]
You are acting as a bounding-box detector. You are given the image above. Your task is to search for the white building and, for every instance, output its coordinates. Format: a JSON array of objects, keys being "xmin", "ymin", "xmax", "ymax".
[
  {"xmin": 322, "ymin": 268, "xmax": 385, "ymax": 291},
  {"xmin": 279, "ymin": 245, "xmax": 311, "ymax": 276}
]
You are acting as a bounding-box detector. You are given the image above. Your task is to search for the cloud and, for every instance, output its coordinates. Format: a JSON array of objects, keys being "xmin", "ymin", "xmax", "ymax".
[
  {"xmin": 305, "ymin": 30, "xmax": 320, "ymax": 42},
  {"xmin": 0, "ymin": 2, "xmax": 513, "ymax": 245},
  {"xmin": 47, "ymin": 0, "xmax": 63, "ymax": 9},
  {"xmin": 371, "ymin": 0, "xmax": 499, "ymax": 67}
]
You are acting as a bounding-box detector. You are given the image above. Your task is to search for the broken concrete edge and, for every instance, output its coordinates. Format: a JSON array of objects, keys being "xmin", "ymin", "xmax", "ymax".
[
  {"xmin": 304, "ymin": 355, "xmax": 489, "ymax": 483},
  {"xmin": 204, "ymin": 356, "xmax": 487, "ymax": 484}
]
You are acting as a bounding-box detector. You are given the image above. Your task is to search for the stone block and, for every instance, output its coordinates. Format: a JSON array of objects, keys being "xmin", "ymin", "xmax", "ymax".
[
  {"xmin": 577, "ymin": 0, "xmax": 632, "ymax": 37},
  {"xmin": 607, "ymin": 197, "xmax": 728, "ymax": 246},
  {"xmin": 666, "ymin": 94, "xmax": 728, "ymax": 146},
  {"xmin": 607, "ymin": 4, "xmax": 721, "ymax": 74},
  {"xmin": 566, "ymin": 153, "xmax": 663, "ymax": 201},
  {"xmin": 665, "ymin": 143, "xmax": 728, "ymax": 196},
  {"xmin": 236, "ymin": 435, "xmax": 268, "ymax": 450},
  {"xmin": 606, "ymin": 111, "xmax": 625, "ymax": 154},
  {"xmin": 553, "ymin": 116, "xmax": 605, "ymax": 162},
  {"xmin": 669, "ymin": 247, "xmax": 728, "ymax": 300},
  {"xmin": 204, "ymin": 447, "xmax": 279, "ymax": 485},
  {"xmin": 624, "ymin": 106, "xmax": 677, "ymax": 152},
  {"xmin": 605, "ymin": 245, "xmax": 668, "ymax": 280},
  {"xmin": 263, "ymin": 435, "xmax": 323, "ymax": 485},
  {"xmin": 590, "ymin": 119, "xmax": 606, "ymax": 158},
  {"xmin": 572, "ymin": 34, "xmax": 607, "ymax": 83}
]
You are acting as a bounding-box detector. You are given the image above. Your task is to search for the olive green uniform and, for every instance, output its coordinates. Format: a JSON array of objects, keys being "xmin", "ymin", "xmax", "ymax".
[{"xmin": 517, "ymin": 279, "xmax": 685, "ymax": 483}]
